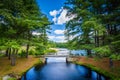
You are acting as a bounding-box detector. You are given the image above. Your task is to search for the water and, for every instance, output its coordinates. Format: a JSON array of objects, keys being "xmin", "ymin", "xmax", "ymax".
[
  {"xmin": 21, "ymin": 57, "xmax": 107, "ymax": 80},
  {"xmin": 70, "ymin": 50, "xmax": 87, "ymax": 56},
  {"xmin": 56, "ymin": 48, "xmax": 87, "ymax": 56},
  {"xmin": 46, "ymin": 57, "xmax": 66, "ymax": 63}
]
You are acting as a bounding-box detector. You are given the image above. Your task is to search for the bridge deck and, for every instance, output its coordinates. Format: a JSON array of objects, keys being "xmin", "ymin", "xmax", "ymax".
[{"xmin": 39, "ymin": 55, "xmax": 80, "ymax": 58}]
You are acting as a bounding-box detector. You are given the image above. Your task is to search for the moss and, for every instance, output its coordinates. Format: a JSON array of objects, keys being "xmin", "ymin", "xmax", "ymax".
[{"xmin": 74, "ymin": 62, "xmax": 120, "ymax": 80}]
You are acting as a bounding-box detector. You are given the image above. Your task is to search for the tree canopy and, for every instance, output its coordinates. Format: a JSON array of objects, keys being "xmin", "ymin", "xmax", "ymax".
[{"xmin": 65, "ymin": 0, "xmax": 120, "ymax": 57}]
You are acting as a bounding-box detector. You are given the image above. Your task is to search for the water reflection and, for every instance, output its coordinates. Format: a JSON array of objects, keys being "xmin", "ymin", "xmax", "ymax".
[{"xmin": 21, "ymin": 62, "xmax": 107, "ymax": 80}]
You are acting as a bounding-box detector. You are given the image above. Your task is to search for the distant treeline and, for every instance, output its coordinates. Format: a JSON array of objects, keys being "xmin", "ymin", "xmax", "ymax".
[{"xmin": 48, "ymin": 41, "xmax": 68, "ymax": 48}]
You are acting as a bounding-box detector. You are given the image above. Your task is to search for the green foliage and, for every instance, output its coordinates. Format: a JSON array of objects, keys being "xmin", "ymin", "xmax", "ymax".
[
  {"xmin": 0, "ymin": 0, "xmax": 51, "ymax": 58},
  {"xmin": 29, "ymin": 49, "xmax": 36, "ymax": 55},
  {"xmin": 93, "ymin": 46, "xmax": 111, "ymax": 57},
  {"xmin": 18, "ymin": 50, "xmax": 26, "ymax": 57},
  {"xmin": 0, "ymin": 53, "xmax": 5, "ymax": 57},
  {"xmin": 55, "ymin": 42, "xmax": 68, "ymax": 48},
  {"xmin": 110, "ymin": 54, "xmax": 120, "ymax": 60},
  {"xmin": 8, "ymin": 77, "xmax": 16, "ymax": 80},
  {"xmin": 35, "ymin": 44, "xmax": 47, "ymax": 55},
  {"xmin": 46, "ymin": 49, "xmax": 57, "ymax": 53},
  {"xmin": 65, "ymin": 0, "xmax": 120, "ymax": 57},
  {"xmin": 47, "ymin": 41, "xmax": 56, "ymax": 48}
]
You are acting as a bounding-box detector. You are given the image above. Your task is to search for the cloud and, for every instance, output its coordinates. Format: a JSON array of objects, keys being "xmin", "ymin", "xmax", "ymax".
[
  {"xmin": 52, "ymin": 17, "xmax": 57, "ymax": 23},
  {"xmin": 48, "ymin": 35, "xmax": 55, "ymax": 39},
  {"xmin": 48, "ymin": 35, "xmax": 67, "ymax": 43},
  {"xmin": 54, "ymin": 30, "xmax": 65, "ymax": 34},
  {"xmin": 49, "ymin": 8, "xmax": 63, "ymax": 24},
  {"xmin": 49, "ymin": 7, "xmax": 75, "ymax": 25},
  {"xmin": 49, "ymin": 10, "xmax": 59, "ymax": 17},
  {"xmin": 57, "ymin": 9, "xmax": 75, "ymax": 25}
]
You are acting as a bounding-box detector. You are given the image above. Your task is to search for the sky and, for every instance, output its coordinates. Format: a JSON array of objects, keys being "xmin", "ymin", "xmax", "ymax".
[{"xmin": 36, "ymin": 0, "xmax": 74, "ymax": 43}]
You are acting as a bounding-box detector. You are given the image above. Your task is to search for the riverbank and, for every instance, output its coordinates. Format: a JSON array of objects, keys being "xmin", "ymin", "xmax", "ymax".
[
  {"xmin": 0, "ymin": 56, "xmax": 44, "ymax": 80},
  {"xmin": 72, "ymin": 56, "xmax": 120, "ymax": 80}
]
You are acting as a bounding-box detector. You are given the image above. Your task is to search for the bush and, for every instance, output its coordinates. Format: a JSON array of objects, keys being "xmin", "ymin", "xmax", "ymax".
[
  {"xmin": 29, "ymin": 49, "xmax": 36, "ymax": 55},
  {"xmin": 18, "ymin": 50, "xmax": 26, "ymax": 57},
  {"xmin": 0, "ymin": 53, "xmax": 5, "ymax": 57},
  {"xmin": 93, "ymin": 46, "xmax": 111, "ymax": 57},
  {"xmin": 110, "ymin": 54, "xmax": 120, "ymax": 60},
  {"xmin": 46, "ymin": 49, "xmax": 57, "ymax": 53}
]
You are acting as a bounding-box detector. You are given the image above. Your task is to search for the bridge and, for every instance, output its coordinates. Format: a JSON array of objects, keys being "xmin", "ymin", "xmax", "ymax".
[
  {"xmin": 39, "ymin": 55, "xmax": 80, "ymax": 63},
  {"xmin": 39, "ymin": 55, "xmax": 80, "ymax": 58},
  {"xmin": 40, "ymin": 55, "xmax": 68, "ymax": 57}
]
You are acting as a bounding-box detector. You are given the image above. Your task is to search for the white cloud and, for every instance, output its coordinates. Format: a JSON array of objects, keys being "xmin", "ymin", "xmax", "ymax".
[
  {"xmin": 52, "ymin": 17, "xmax": 57, "ymax": 23},
  {"xmin": 49, "ymin": 10, "xmax": 59, "ymax": 17},
  {"xmin": 48, "ymin": 35, "xmax": 55, "ymax": 40},
  {"xmin": 48, "ymin": 35, "xmax": 67, "ymax": 43},
  {"xmin": 54, "ymin": 30, "xmax": 65, "ymax": 34},
  {"xmin": 56, "ymin": 36, "xmax": 65, "ymax": 39},
  {"xmin": 49, "ymin": 7, "xmax": 75, "ymax": 25},
  {"xmin": 49, "ymin": 8, "xmax": 63, "ymax": 24},
  {"xmin": 57, "ymin": 9, "xmax": 75, "ymax": 25}
]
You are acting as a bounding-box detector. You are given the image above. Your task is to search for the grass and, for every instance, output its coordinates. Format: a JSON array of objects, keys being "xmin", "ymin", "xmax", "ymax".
[
  {"xmin": 75, "ymin": 62, "xmax": 116, "ymax": 79},
  {"xmin": 0, "ymin": 56, "xmax": 44, "ymax": 80},
  {"xmin": 73, "ymin": 56, "xmax": 120, "ymax": 80}
]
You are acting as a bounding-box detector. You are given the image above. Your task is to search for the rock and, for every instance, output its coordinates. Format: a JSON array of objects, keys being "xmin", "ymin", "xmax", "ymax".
[{"xmin": 3, "ymin": 75, "xmax": 11, "ymax": 80}]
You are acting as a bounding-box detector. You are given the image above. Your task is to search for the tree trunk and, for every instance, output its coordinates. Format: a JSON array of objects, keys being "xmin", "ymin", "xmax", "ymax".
[
  {"xmin": 26, "ymin": 44, "xmax": 29, "ymax": 58},
  {"xmin": 11, "ymin": 48, "xmax": 16, "ymax": 66},
  {"xmin": 102, "ymin": 31, "xmax": 105, "ymax": 46},
  {"xmin": 87, "ymin": 49, "xmax": 91, "ymax": 56},
  {"xmin": 95, "ymin": 30, "xmax": 97, "ymax": 47},
  {"xmin": 15, "ymin": 49, "xmax": 18, "ymax": 55},
  {"xmin": 6, "ymin": 48, "xmax": 9, "ymax": 56},
  {"xmin": 8, "ymin": 48, "xmax": 11, "ymax": 60},
  {"xmin": 96, "ymin": 30, "xmax": 99, "ymax": 47}
]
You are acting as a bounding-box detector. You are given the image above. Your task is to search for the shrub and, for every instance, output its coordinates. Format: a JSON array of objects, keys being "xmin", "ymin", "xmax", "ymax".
[
  {"xmin": 110, "ymin": 54, "xmax": 120, "ymax": 60},
  {"xmin": 93, "ymin": 46, "xmax": 111, "ymax": 57},
  {"xmin": 46, "ymin": 49, "xmax": 57, "ymax": 53},
  {"xmin": 29, "ymin": 49, "xmax": 36, "ymax": 55},
  {"xmin": 18, "ymin": 50, "xmax": 26, "ymax": 57}
]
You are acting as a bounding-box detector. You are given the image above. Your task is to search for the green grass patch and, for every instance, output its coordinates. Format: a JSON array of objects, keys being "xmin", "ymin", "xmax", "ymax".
[
  {"xmin": 8, "ymin": 77, "xmax": 17, "ymax": 80},
  {"xmin": 74, "ymin": 62, "xmax": 120, "ymax": 80}
]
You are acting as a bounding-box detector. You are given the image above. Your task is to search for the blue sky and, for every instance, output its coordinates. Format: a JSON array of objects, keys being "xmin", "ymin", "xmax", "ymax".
[{"xmin": 36, "ymin": 0, "xmax": 74, "ymax": 42}]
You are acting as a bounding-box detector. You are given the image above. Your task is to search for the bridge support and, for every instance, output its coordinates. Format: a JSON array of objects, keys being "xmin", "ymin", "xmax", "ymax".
[
  {"xmin": 45, "ymin": 58, "xmax": 47, "ymax": 64},
  {"xmin": 66, "ymin": 57, "xmax": 68, "ymax": 63}
]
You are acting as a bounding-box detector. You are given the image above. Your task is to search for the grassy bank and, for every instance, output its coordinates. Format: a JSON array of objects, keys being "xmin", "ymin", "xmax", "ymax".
[
  {"xmin": 72, "ymin": 57, "xmax": 120, "ymax": 80},
  {"xmin": 0, "ymin": 56, "xmax": 44, "ymax": 80}
]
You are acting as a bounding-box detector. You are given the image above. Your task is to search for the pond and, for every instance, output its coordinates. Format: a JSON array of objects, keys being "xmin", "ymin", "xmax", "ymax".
[{"xmin": 21, "ymin": 57, "xmax": 108, "ymax": 80}]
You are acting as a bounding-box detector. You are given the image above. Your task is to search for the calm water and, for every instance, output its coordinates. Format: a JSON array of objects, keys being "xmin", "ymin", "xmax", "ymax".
[
  {"xmin": 21, "ymin": 57, "xmax": 107, "ymax": 80},
  {"xmin": 56, "ymin": 48, "xmax": 87, "ymax": 56}
]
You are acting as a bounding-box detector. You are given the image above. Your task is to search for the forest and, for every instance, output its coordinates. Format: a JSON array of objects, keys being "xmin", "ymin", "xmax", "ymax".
[
  {"xmin": 0, "ymin": 0, "xmax": 120, "ymax": 80},
  {"xmin": 65, "ymin": 0, "xmax": 120, "ymax": 60}
]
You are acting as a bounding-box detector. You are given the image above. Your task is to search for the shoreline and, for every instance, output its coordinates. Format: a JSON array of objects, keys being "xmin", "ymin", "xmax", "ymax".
[
  {"xmin": 0, "ymin": 56, "xmax": 120, "ymax": 80},
  {"xmin": 70, "ymin": 56, "xmax": 120, "ymax": 80},
  {"xmin": 0, "ymin": 56, "xmax": 44, "ymax": 80}
]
